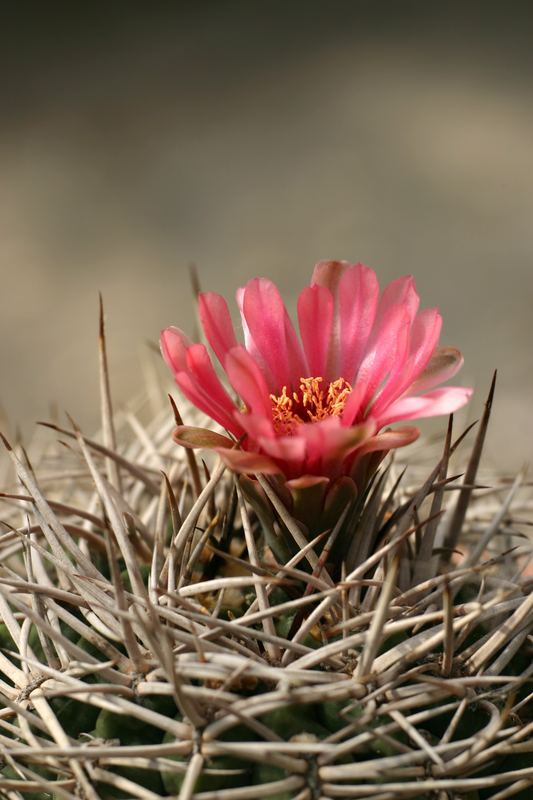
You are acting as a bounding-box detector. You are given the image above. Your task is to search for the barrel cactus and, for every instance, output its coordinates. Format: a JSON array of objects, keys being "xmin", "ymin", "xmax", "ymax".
[{"xmin": 0, "ymin": 263, "xmax": 531, "ymax": 800}]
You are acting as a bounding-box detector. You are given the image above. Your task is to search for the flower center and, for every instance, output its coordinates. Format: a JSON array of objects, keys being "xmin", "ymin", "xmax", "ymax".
[{"xmin": 270, "ymin": 376, "xmax": 352, "ymax": 434}]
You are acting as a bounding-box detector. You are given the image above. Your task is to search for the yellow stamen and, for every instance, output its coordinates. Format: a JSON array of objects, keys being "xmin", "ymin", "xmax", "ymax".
[{"xmin": 270, "ymin": 376, "xmax": 352, "ymax": 434}]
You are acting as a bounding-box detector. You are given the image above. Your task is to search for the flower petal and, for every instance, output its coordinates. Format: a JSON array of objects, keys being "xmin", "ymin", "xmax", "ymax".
[
  {"xmin": 160, "ymin": 326, "xmax": 192, "ymax": 372},
  {"xmin": 376, "ymin": 274, "xmax": 419, "ymax": 325},
  {"xmin": 301, "ymin": 417, "xmax": 375, "ymax": 460},
  {"xmin": 224, "ymin": 345, "xmax": 272, "ymax": 418},
  {"xmin": 340, "ymin": 380, "xmax": 370, "ymax": 428},
  {"xmin": 241, "ymin": 278, "xmax": 307, "ymax": 389},
  {"xmin": 174, "ymin": 371, "xmax": 240, "ymax": 435},
  {"xmin": 311, "ymin": 259, "xmax": 350, "ymax": 293},
  {"xmin": 377, "ymin": 387, "xmax": 473, "ymax": 427},
  {"xmin": 353, "ymin": 426, "xmax": 420, "ymax": 458},
  {"xmin": 258, "ymin": 433, "xmax": 307, "ymax": 475},
  {"xmin": 161, "ymin": 329, "xmax": 240, "ymax": 434},
  {"xmin": 408, "ymin": 346, "xmax": 464, "ymax": 395},
  {"xmin": 282, "ymin": 417, "xmax": 376, "ymax": 477},
  {"xmin": 235, "ymin": 286, "xmax": 270, "ymax": 380},
  {"xmin": 371, "ymin": 308, "xmax": 442, "ymax": 416},
  {"xmin": 198, "ymin": 292, "xmax": 238, "ymax": 367},
  {"xmin": 338, "ymin": 264, "xmax": 380, "ymax": 383},
  {"xmin": 310, "ymin": 260, "xmax": 352, "ymax": 380},
  {"xmin": 215, "ymin": 447, "xmax": 281, "ymax": 475},
  {"xmin": 235, "ymin": 410, "xmax": 275, "ymax": 444},
  {"xmin": 173, "ymin": 426, "xmax": 235, "ymax": 449},
  {"xmin": 297, "ymin": 284, "xmax": 333, "ymax": 378},
  {"xmin": 343, "ymin": 306, "xmax": 411, "ymax": 424},
  {"xmin": 186, "ymin": 343, "xmax": 238, "ymax": 414},
  {"xmin": 343, "ymin": 275, "xmax": 419, "ymax": 419}
]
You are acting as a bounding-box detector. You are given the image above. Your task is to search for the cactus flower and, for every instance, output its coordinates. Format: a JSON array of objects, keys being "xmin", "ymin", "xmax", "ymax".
[{"xmin": 161, "ymin": 261, "xmax": 471, "ymax": 483}]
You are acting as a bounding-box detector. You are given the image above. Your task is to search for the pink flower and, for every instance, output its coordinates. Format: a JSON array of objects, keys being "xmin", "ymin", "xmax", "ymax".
[{"xmin": 161, "ymin": 261, "xmax": 471, "ymax": 484}]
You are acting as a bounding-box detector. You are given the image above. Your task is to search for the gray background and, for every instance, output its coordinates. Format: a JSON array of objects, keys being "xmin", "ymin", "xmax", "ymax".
[{"xmin": 1, "ymin": 2, "xmax": 533, "ymax": 468}]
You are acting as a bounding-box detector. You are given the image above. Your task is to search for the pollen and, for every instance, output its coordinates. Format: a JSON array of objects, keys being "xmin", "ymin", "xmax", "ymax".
[{"xmin": 270, "ymin": 376, "xmax": 352, "ymax": 434}]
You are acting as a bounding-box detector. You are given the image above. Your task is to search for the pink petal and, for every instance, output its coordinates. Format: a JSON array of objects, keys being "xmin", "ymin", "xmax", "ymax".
[
  {"xmin": 258, "ymin": 433, "xmax": 307, "ymax": 469},
  {"xmin": 224, "ymin": 345, "xmax": 272, "ymax": 418},
  {"xmin": 341, "ymin": 380, "xmax": 370, "ymax": 428},
  {"xmin": 308, "ymin": 419, "xmax": 376, "ymax": 476},
  {"xmin": 354, "ymin": 426, "xmax": 420, "ymax": 458},
  {"xmin": 161, "ymin": 331, "xmax": 240, "ymax": 434},
  {"xmin": 297, "ymin": 284, "xmax": 333, "ymax": 378},
  {"xmin": 371, "ymin": 308, "xmax": 442, "ymax": 416},
  {"xmin": 236, "ymin": 287, "xmax": 270, "ymax": 380},
  {"xmin": 160, "ymin": 326, "xmax": 192, "ymax": 372},
  {"xmin": 235, "ymin": 410, "xmax": 275, "ymax": 443},
  {"xmin": 174, "ymin": 371, "xmax": 240, "ymax": 435},
  {"xmin": 311, "ymin": 260, "xmax": 350, "ymax": 293},
  {"xmin": 343, "ymin": 306, "xmax": 411, "ymax": 424},
  {"xmin": 338, "ymin": 264, "xmax": 380, "ymax": 382},
  {"xmin": 300, "ymin": 416, "xmax": 373, "ymax": 456},
  {"xmin": 376, "ymin": 275, "xmax": 419, "ymax": 325},
  {"xmin": 311, "ymin": 260, "xmax": 368, "ymax": 380},
  {"xmin": 241, "ymin": 278, "xmax": 307, "ymax": 390},
  {"xmin": 408, "ymin": 347, "xmax": 464, "ymax": 395},
  {"xmin": 276, "ymin": 417, "xmax": 376, "ymax": 478},
  {"xmin": 215, "ymin": 447, "xmax": 281, "ymax": 475},
  {"xmin": 377, "ymin": 387, "xmax": 473, "ymax": 427},
  {"xmin": 198, "ymin": 292, "xmax": 238, "ymax": 367},
  {"xmin": 186, "ymin": 343, "xmax": 238, "ymax": 415}
]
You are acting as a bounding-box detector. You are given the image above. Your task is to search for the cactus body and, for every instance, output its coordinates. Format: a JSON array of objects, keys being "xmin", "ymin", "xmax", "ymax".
[{"xmin": 1, "ymin": 389, "xmax": 532, "ymax": 799}]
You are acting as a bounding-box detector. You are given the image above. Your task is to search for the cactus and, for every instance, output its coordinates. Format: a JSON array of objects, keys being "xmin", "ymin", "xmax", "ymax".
[{"xmin": 0, "ymin": 312, "xmax": 532, "ymax": 800}]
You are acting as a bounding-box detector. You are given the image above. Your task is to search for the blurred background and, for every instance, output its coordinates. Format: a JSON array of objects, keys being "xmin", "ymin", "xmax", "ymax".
[{"xmin": 1, "ymin": 1, "xmax": 533, "ymax": 467}]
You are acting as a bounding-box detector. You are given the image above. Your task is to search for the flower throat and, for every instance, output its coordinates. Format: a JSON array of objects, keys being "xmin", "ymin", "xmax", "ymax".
[{"xmin": 270, "ymin": 376, "xmax": 352, "ymax": 435}]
